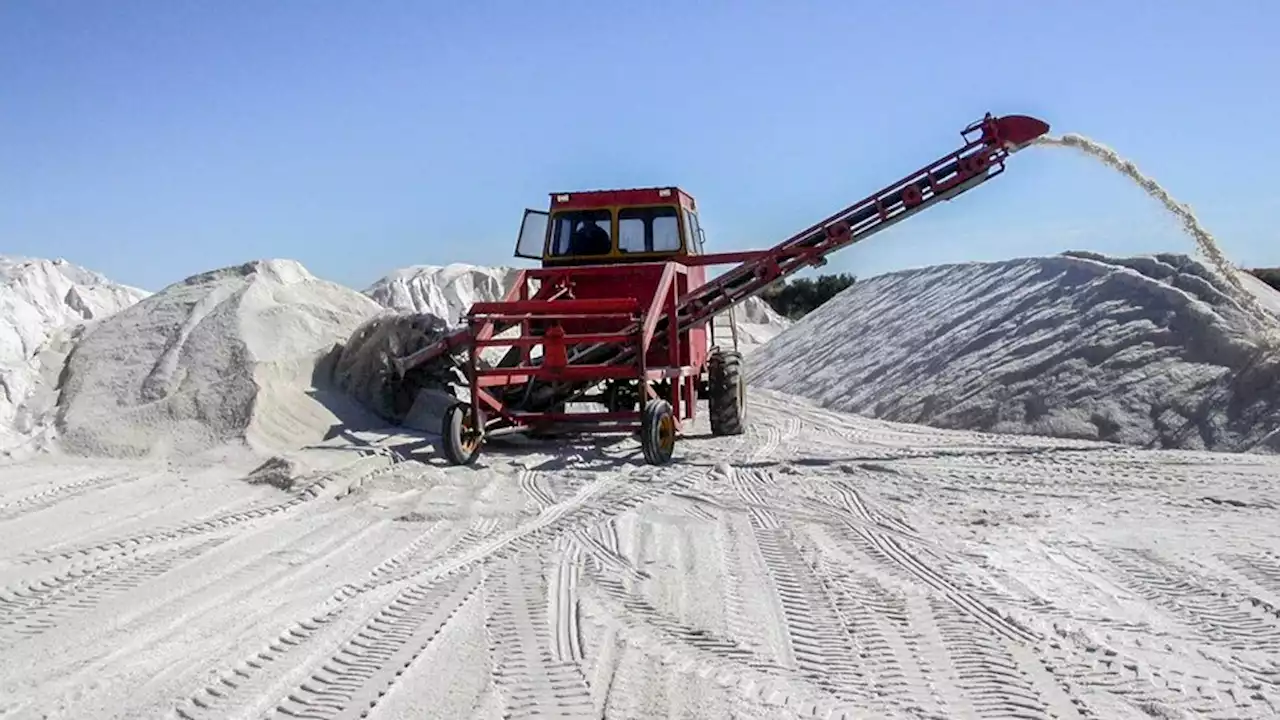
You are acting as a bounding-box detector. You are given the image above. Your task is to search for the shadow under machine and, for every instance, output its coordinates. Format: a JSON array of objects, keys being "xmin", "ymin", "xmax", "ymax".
[{"xmin": 374, "ymin": 113, "xmax": 1051, "ymax": 466}]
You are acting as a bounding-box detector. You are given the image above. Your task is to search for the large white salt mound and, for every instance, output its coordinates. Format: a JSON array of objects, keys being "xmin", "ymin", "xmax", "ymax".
[
  {"xmin": 364, "ymin": 263, "xmax": 518, "ymax": 325},
  {"xmin": 1, "ymin": 256, "xmax": 149, "ymax": 455},
  {"xmin": 714, "ymin": 293, "xmax": 790, "ymax": 351},
  {"xmin": 364, "ymin": 262, "xmax": 789, "ymax": 351},
  {"xmin": 747, "ymin": 252, "xmax": 1280, "ymax": 453},
  {"xmin": 55, "ymin": 259, "xmax": 385, "ymax": 458}
]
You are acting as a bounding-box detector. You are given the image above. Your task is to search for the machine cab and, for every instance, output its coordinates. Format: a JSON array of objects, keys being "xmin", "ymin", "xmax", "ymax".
[{"xmin": 513, "ymin": 187, "xmax": 706, "ymax": 266}]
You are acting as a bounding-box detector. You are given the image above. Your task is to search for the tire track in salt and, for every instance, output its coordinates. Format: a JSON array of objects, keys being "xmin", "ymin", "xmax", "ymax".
[
  {"xmin": 0, "ymin": 471, "xmax": 129, "ymax": 522},
  {"xmin": 518, "ymin": 466, "xmax": 556, "ymax": 514},
  {"xmin": 270, "ymin": 573, "xmax": 480, "ymax": 719},
  {"xmin": 1095, "ymin": 547, "xmax": 1280, "ymax": 654},
  {"xmin": 774, "ymin": 413, "xmax": 806, "ymax": 458},
  {"xmin": 716, "ymin": 512, "xmax": 769, "ymax": 655},
  {"xmin": 178, "ymin": 430, "xmax": 751, "ymax": 720},
  {"xmin": 711, "ymin": 508, "xmax": 808, "ymax": 720},
  {"xmin": 961, "ymin": 566, "xmax": 1155, "ymax": 637},
  {"xmin": 1223, "ymin": 551, "xmax": 1280, "ymax": 601},
  {"xmin": 865, "ymin": 527, "xmax": 1036, "ymax": 643},
  {"xmin": 730, "ymin": 467, "xmax": 780, "ymax": 529},
  {"xmin": 814, "ymin": 525, "xmax": 1264, "ymax": 712},
  {"xmin": 797, "ymin": 527, "xmax": 949, "ymax": 715},
  {"xmin": 717, "ymin": 463, "xmax": 872, "ymax": 702},
  {"xmin": 746, "ymin": 421, "xmax": 782, "ymax": 463},
  {"xmin": 1065, "ymin": 546, "xmax": 1280, "ymax": 701},
  {"xmin": 0, "ymin": 537, "xmax": 229, "ymax": 644},
  {"xmin": 747, "ymin": 522, "xmax": 871, "ymax": 703},
  {"xmin": 174, "ymin": 521, "xmax": 501, "ymax": 720},
  {"xmin": 743, "ymin": 401, "xmax": 812, "ymax": 462},
  {"xmin": 828, "ymin": 477, "xmax": 923, "ymax": 540},
  {"xmin": 796, "ymin": 478, "xmax": 936, "ymax": 552},
  {"xmin": 482, "ymin": 554, "xmax": 594, "ymax": 719},
  {"xmin": 926, "ymin": 595, "xmax": 1057, "ymax": 720},
  {"xmin": 175, "ymin": 455, "xmax": 722, "ymax": 719},
  {"xmin": 1035, "ymin": 617, "xmax": 1270, "ymax": 718},
  {"xmin": 755, "ymin": 390, "xmax": 1099, "ymax": 453},
  {"xmin": 353, "ymin": 520, "xmax": 501, "ymax": 593},
  {"xmin": 824, "ymin": 482, "xmax": 1037, "ymax": 646},
  {"xmin": 580, "ymin": 568, "xmax": 904, "ymax": 719},
  {"xmin": 813, "ymin": 512, "xmax": 1071, "ymax": 719},
  {"xmin": 572, "ymin": 521, "xmax": 648, "ymax": 584},
  {"xmin": 667, "ymin": 491, "xmax": 721, "ymax": 522},
  {"xmin": 24, "ymin": 454, "xmax": 401, "ymax": 566},
  {"xmin": 550, "ymin": 542, "xmax": 585, "ymax": 665},
  {"xmin": 714, "ymin": 463, "xmax": 798, "ymax": 671}
]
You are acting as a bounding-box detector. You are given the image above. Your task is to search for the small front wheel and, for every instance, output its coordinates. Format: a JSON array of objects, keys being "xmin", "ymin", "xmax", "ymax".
[
  {"xmin": 442, "ymin": 402, "xmax": 482, "ymax": 466},
  {"xmin": 640, "ymin": 399, "xmax": 677, "ymax": 465}
]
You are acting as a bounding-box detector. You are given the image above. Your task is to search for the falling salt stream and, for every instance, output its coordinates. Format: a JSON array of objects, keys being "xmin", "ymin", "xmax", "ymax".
[{"xmin": 1033, "ymin": 133, "xmax": 1280, "ymax": 351}]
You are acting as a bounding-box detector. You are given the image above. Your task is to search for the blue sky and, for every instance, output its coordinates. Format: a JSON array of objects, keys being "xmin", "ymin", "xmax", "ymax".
[{"xmin": 3, "ymin": 1, "xmax": 1277, "ymax": 292}]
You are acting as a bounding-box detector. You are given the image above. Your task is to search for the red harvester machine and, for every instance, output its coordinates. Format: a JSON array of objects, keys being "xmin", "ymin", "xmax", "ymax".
[{"xmin": 393, "ymin": 113, "xmax": 1050, "ymax": 466}]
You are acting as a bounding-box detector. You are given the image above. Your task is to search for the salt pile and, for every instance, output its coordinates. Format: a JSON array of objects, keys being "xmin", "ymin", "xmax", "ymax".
[
  {"xmin": 748, "ymin": 251, "xmax": 1280, "ymax": 452},
  {"xmin": 364, "ymin": 263, "xmax": 518, "ymax": 325},
  {"xmin": 716, "ymin": 292, "xmax": 790, "ymax": 350},
  {"xmin": 1238, "ymin": 271, "xmax": 1280, "ymax": 317},
  {"xmin": 1, "ymin": 256, "xmax": 149, "ymax": 455},
  {"xmin": 54, "ymin": 259, "xmax": 384, "ymax": 458}
]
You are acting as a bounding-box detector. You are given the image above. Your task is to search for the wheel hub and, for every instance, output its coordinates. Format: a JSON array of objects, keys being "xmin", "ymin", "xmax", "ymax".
[
  {"xmin": 658, "ymin": 414, "xmax": 676, "ymax": 453},
  {"xmin": 460, "ymin": 413, "xmax": 481, "ymax": 452}
]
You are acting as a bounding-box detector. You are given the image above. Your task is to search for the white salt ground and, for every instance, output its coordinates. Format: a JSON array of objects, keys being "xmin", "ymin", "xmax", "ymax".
[
  {"xmin": 3, "ymin": 391, "xmax": 1279, "ymax": 720},
  {"xmin": 53, "ymin": 259, "xmax": 385, "ymax": 459},
  {"xmin": 747, "ymin": 251, "xmax": 1280, "ymax": 452}
]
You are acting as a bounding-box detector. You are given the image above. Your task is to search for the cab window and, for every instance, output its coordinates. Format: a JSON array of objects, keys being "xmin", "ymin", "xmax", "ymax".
[
  {"xmin": 549, "ymin": 210, "xmax": 613, "ymax": 257},
  {"xmin": 618, "ymin": 206, "xmax": 681, "ymax": 254}
]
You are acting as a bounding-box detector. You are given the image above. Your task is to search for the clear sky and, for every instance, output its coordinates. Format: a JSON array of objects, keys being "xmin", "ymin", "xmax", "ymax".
[{"xmin": 3, "ymin": 1, "xmax": 1277, "ymax": 292}]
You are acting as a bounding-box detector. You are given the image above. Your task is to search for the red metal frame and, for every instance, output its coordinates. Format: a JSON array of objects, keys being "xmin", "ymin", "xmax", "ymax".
[
  {"xmin": 463, "ymin": 262, "xmax": 702, "ymax": 436},
  {"xmin": 409, "ymin": 113, "xmax": 1050, "ymax": 450}
]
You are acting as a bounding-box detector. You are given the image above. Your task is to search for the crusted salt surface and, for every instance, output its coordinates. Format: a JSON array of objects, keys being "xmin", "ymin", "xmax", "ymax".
[
  {"xmin": 1, "ymin": 256, "xmax": 149, "ymax": 455},
  {"xmin": 54, "ymin": 259, "xmax": 384, "ymax": 458},
  {"xmin": 748, "ymin": 251, "xmax": 1280, "ymax": 452}
]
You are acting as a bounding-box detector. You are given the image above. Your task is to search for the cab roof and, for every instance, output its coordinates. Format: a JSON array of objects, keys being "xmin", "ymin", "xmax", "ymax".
[{"xmin": 548, "ymin": 186, "xmax": 697, "ymax": 212}]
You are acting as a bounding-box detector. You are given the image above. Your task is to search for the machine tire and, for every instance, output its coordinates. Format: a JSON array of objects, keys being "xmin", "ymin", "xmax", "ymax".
[
  {"xmin": 640, "ymin": 399, "xmax": 677, "ymax": 465},
  {"xmin": 442, "ymin": 402, "xmax": 482, "ymax": 466},
  {"xmin": 707, "ymin": 349, "xmax": 746, "ymax": 436}
]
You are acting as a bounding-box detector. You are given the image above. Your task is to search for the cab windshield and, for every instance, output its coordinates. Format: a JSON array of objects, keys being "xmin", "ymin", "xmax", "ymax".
[{"xmin": 548, "ymin": 205, "xmax": 684, "ymax": 258}]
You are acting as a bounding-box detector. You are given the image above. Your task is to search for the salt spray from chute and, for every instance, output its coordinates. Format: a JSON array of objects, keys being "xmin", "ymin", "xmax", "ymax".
[{"xmin": 1033, "ymin": 133, "xmax": 1280, "ymax": 350}]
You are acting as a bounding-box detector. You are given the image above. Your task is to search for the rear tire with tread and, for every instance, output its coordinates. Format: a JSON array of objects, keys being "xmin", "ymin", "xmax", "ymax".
[
  {"xmin": 640, "ymin": 399, "xmax": 677, "ymax": 465},
  {"xmin": 707, "ymin": 349, "xmax": 746, "ymax": 436},
  {"xmin": 442, "ymin": 402, "xmax": 482, "ymax": 466}
]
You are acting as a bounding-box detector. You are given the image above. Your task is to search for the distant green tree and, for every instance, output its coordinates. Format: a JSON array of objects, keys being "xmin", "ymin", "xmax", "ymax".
[
  {"xmin": 759, "ymin": 273, "xmax": 857, "ymax": 320},
  {"xmin": 1249, "ymin": 268, "xmax": 1280, "ymax": 292}
]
